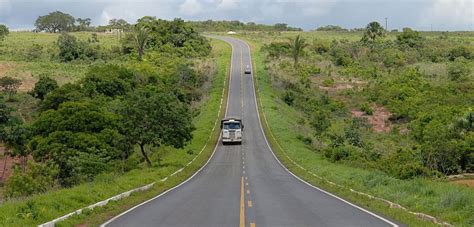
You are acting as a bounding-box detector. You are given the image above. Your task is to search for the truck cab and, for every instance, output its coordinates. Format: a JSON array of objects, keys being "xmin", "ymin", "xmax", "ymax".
[{"xmin": 221, "ymin": 117, "xmax": 243, "ymax": 145}]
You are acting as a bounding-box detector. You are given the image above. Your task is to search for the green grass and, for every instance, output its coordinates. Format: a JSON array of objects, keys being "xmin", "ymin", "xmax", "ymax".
[
  {"xmin": 0, "ymin": 32, "xmax": 122, "ymax": 87},
  {"xmin": 0, "ymin": 39, "xmax": 231, "ymax": 227},
  {"xmin": 247, "ymin": 39, "xmax": 474, "ymax": 226}
]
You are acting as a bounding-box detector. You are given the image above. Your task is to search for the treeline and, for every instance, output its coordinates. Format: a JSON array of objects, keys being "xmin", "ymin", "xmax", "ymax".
[
  {"xmin": 261, "ymin": 22, "xmax": 473, "ymax": 179},
  {"xmin": 0, "ymin": 17, "xmax": 213, "ymax": 198},
  {"xmin": 188, "ymin": 20, "xmax": 302, "ymax": 32}
]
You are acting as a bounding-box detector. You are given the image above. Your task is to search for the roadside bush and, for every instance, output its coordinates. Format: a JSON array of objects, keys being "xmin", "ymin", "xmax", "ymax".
[
  {"xmin": 262, "ymin": 42, "xmax": 290, "ymax": 59},
  {"xmin": 4, "ymin": 161, "xmax": 59, "ymax": 198}
]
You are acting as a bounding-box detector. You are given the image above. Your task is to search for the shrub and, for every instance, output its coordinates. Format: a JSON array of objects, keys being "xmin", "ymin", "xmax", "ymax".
[
  {"xmin": 4, "ymin": 161, "xmax": 59, "ymax": 198},
  {"xmin": 396, "ymin": 28, "xmax": 424, "ymax": 48},
  {"xmin": 28, "ymin": 75, "xmax": 59, "ymax": 100},
  {"xmin": 0, "ymin": 76, "xmax": 22, "ymax": 101},
  {"xmin": 24, "ymin": 44, "xmax": 43, "ymax": 60},
  {"xmin": 448, "ymin": 45, "xmax": 472, "ymax": 61},
  {"xmin": 382, "ymin": 48, "xmax": 405, "ymax": 67},
  {"xmin": 283, "ymin": 90, "xmax": 295, "ymax": 106},
  {"xmin": 447, "ymin": 58, "xmax": 471, "ymax": 81},
  {"xmin": 322, "ymin": 78, "xmax": 334, "ymax": 87},
  {"xmin": 359, "ymin": 102, "xmax": 373, "ymax": 115}
]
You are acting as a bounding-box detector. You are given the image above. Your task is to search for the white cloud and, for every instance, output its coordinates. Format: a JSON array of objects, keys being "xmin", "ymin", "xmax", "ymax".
[
  {"xmin": 98, "ymin": 0, "xmax": 175, "ymax": 25},
  {"xmin": 179, "ymin": 0, "xmax": 204, "ymax": 16},
  {"xmin": 216, "ymin": 0, "xmax": 238, "ymax": 11},
  {"xmin": 300, "ymin": 0, "xmax": 338, "ymax": 17},
  {"xmin": 421, "ymin": 0, "xmax": 473, "ymax": 29}
]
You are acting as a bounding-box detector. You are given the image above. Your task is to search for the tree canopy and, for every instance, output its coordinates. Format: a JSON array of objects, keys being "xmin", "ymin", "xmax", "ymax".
[
  {"xmin": 0, "ymin": 24, "xmax": 9, "ymax": 41},
  {"xmin": 34, "ymin": 11, "xmax": 75, "ymax": 33}
]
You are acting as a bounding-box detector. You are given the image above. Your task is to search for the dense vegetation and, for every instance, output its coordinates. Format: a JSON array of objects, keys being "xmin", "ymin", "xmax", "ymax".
[
  {"xmin": 0, "ymin": 15, "xmax": 215, "ymax": 200},
  {"xmin": 260, "ymin": 24, "xmax": 473, "ymax": 179},
  {"xmin": 188, "ymin": 20, "xmax": 302, "ymax": 32}
]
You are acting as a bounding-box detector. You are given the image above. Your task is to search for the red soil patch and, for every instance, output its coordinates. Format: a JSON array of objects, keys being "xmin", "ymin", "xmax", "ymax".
[
  {"xmin": 0, "ymin": 146, "xmax": 15, "ymax": 183},
  {"xmin": 451, "ymin": 179, "xmax": 474, "ymax": 188},
  {"xmin": 0, "ymin": 62, "xmax": 37, "ymax": 92},
  {"xmin": 352, "ymin": 106, "xmax": 393, "ymax": 133}
]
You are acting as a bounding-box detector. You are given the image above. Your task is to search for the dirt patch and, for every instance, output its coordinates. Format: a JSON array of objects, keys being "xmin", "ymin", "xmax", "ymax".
[
  {"xmin": 451, "ymin": 179, "xmax": 474, "ymax": 188},
  {"xmin": 351, "ymin": 105, "xmax": 393, "ymax": 133},
  {"xmin": 0, "ymin": 146, "xmax": 14, "ymax": 183},
  {"xmin": 0, "ymin": 62, "xmax": 37, "ymax": 92},
  {"xmin": 317, "ymin": 77, "xmax": 367, "ymax": 92}
]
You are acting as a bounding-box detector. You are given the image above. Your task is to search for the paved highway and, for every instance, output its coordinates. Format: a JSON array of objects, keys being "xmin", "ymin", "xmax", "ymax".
[{"xmin": 102, "ymin": 37, "xmax": 400, "ymax": 227}]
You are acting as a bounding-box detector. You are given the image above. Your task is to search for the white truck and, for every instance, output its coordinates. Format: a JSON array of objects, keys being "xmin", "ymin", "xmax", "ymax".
[{"xmin": 221, "ymin": 117, "xmax": 243, "ymax": 145}]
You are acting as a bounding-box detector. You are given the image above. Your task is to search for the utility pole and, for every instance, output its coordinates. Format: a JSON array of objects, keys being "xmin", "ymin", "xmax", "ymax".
[{"xmin": 385, "ymin": 17, "xmax": 388, "ymax": 31}]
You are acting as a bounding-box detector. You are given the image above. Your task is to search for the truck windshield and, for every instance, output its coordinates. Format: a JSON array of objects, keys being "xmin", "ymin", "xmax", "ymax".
[{"xmin": 223, "ymin": 122, "xmax": 241, "ymax": 130}]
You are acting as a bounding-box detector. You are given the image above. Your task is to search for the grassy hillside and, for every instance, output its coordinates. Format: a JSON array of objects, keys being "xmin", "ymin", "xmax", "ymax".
[
  {"xmin": 0, "ymin": 39, "xmax": 231, "ymax": 226},
  {"xmin": 242, "ymin": 31, "xmax": 473, "ymax": 226}
]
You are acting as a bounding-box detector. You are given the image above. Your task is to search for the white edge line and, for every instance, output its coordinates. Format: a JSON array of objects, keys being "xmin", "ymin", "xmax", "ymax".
[
  {"xmin": 238, "ymin": 38, "xmax": 399, "ymax": 227},
  {"xmin": 101, "ymin": 38, "xmax": 234, "ymax": 227}
]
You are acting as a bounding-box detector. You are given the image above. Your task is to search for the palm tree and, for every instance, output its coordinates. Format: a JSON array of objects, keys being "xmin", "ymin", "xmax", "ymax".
[
  {"xmin": 362, "ymin": 21, "xmax": 385, "ymax": 42},
  {"xmin": 133, "ymin": 27, "xmax": 149, "ymax": 61},
  {"xmin": 288, "ymin": 35, "xmax": 308, "ymax": 67}
]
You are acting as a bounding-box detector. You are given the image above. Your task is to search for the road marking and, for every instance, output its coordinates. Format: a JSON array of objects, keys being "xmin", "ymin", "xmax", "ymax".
[
  {"xmin": 248, "ymin": 200, "xmax": 253, "ymax": 208},
  {"xmin": 247, "ymin": 189, "xmax": 250, "ymax": 194},
  {"xmin": 246, "ymin": 182, "xmax": 249, "ymax": 186},
  {"xmin": 245, "ymin": 176, "xmax": 248, "ymax": 180},
  {"xmin": 243, "ymin": 165, "xmax": 245, "ymax": 169},
  {"xmin": 237, "ymin": 38, "xmax": 399, "ymax": 227},
  {"xmin": 250, "ymin": 223, "xmax": 255, "ymax": 227},
  {"xmin": 243, "ymin": 170, "xmax": 246, "ymax": 174},
  {"xmin": 240, "ymin": 176, "xmax": 245, "ymax": 227}
]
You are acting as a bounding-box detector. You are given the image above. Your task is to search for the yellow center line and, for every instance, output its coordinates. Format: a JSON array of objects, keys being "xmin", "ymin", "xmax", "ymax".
[
  {"xmin": 250, "ymin": 223, "xmax": 256, "ymax": 227},
  {"xmin": 240, "ymin": 176, "xmax": 245, "ymax": 227}
]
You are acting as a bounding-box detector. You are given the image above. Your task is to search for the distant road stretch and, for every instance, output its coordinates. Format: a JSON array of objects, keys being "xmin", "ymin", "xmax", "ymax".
[{"xmin": 101, "ymin": 37, "xmax": 401, "ymax": 227}]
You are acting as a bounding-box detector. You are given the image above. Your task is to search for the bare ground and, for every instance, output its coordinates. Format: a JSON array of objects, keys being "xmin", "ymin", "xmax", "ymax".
[
  {"xmin": 351, "ymin": 105, "xmax": 393, "ymax": 133},
  {"xmin": 0, "ymin": 62, "xmax": 37, "ymax": 92},
  {"xmin": 451, "ymin": 179, "xmax": 474, "ymax": 188}
]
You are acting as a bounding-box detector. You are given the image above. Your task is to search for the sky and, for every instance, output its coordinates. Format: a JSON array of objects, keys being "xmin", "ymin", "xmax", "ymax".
[{"xmin": 0, "ymin": 0, "xmax": 472, "ymax": 31}]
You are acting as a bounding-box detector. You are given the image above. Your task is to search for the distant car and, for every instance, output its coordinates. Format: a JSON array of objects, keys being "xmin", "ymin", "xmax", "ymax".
[{"xmin": 244, "ymin": 65, "xmax": 251, "ymax": 74}]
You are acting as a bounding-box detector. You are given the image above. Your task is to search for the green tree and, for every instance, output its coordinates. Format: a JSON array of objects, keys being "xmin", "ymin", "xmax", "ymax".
[
  {"xmin": 34, "ymin": 11, "xmax": 75, "ymax": 33},
  {"xmin": 40, "ymin": 83, "xmax": 85, "ymax": 111},
  {"xmin": 75, "ymin": 18, "xmax": 91, "ymax": 31},
  {"xmin": 57, "ymin": 32, "xmax": 80, "ymax": 61},
  {"xmin": 396, "ymin": 27, "xmax": 424, "ymax": 48},
  {"xmin": 361, "ymin": 21, "xmax": 385, "ymax": 43},
  {"xmin": 288, "ymin": 35, "xmax": 308, "ymax": 67},
  {"xmin": 0, "ymin": 76, "xmax": 22, "ymax": 101},
  {"xmin": 109, "ymin": 18, "xmax": 130, "ymax": 30},
  {"xmin": 0, "ymin": 24, "xmax": 9, "ymax": 41},
  {"xmin": 29, "ymin": 75, "xmax": 59, "ymax": 100},
  {"xmin": 133, "ymin": 27, "xmax": 150, "ymax": 61},
  {"xmin": 120, "ymin": 87, "xmax": 194, "ymax": 166},
  {"xmin": 30, "ymin": 101, "xmax": 126, "ymax": 186}
]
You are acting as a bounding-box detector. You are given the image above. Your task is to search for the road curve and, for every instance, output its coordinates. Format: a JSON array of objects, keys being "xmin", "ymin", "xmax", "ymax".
[{"xmin": 102, "ymin": 37, "xmax": 401, "ymax": 227}]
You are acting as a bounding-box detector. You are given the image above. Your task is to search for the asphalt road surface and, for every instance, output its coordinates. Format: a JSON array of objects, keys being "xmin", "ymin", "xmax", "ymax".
[{"xmin": 102, "ymin": 37, "xmax": 401, "ymax": 227}]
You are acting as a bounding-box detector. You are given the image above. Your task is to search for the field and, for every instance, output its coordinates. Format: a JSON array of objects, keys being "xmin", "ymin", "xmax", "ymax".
[{"xmin": 238, "ymin": 31, "xmax": 474, "ymax": 226}]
